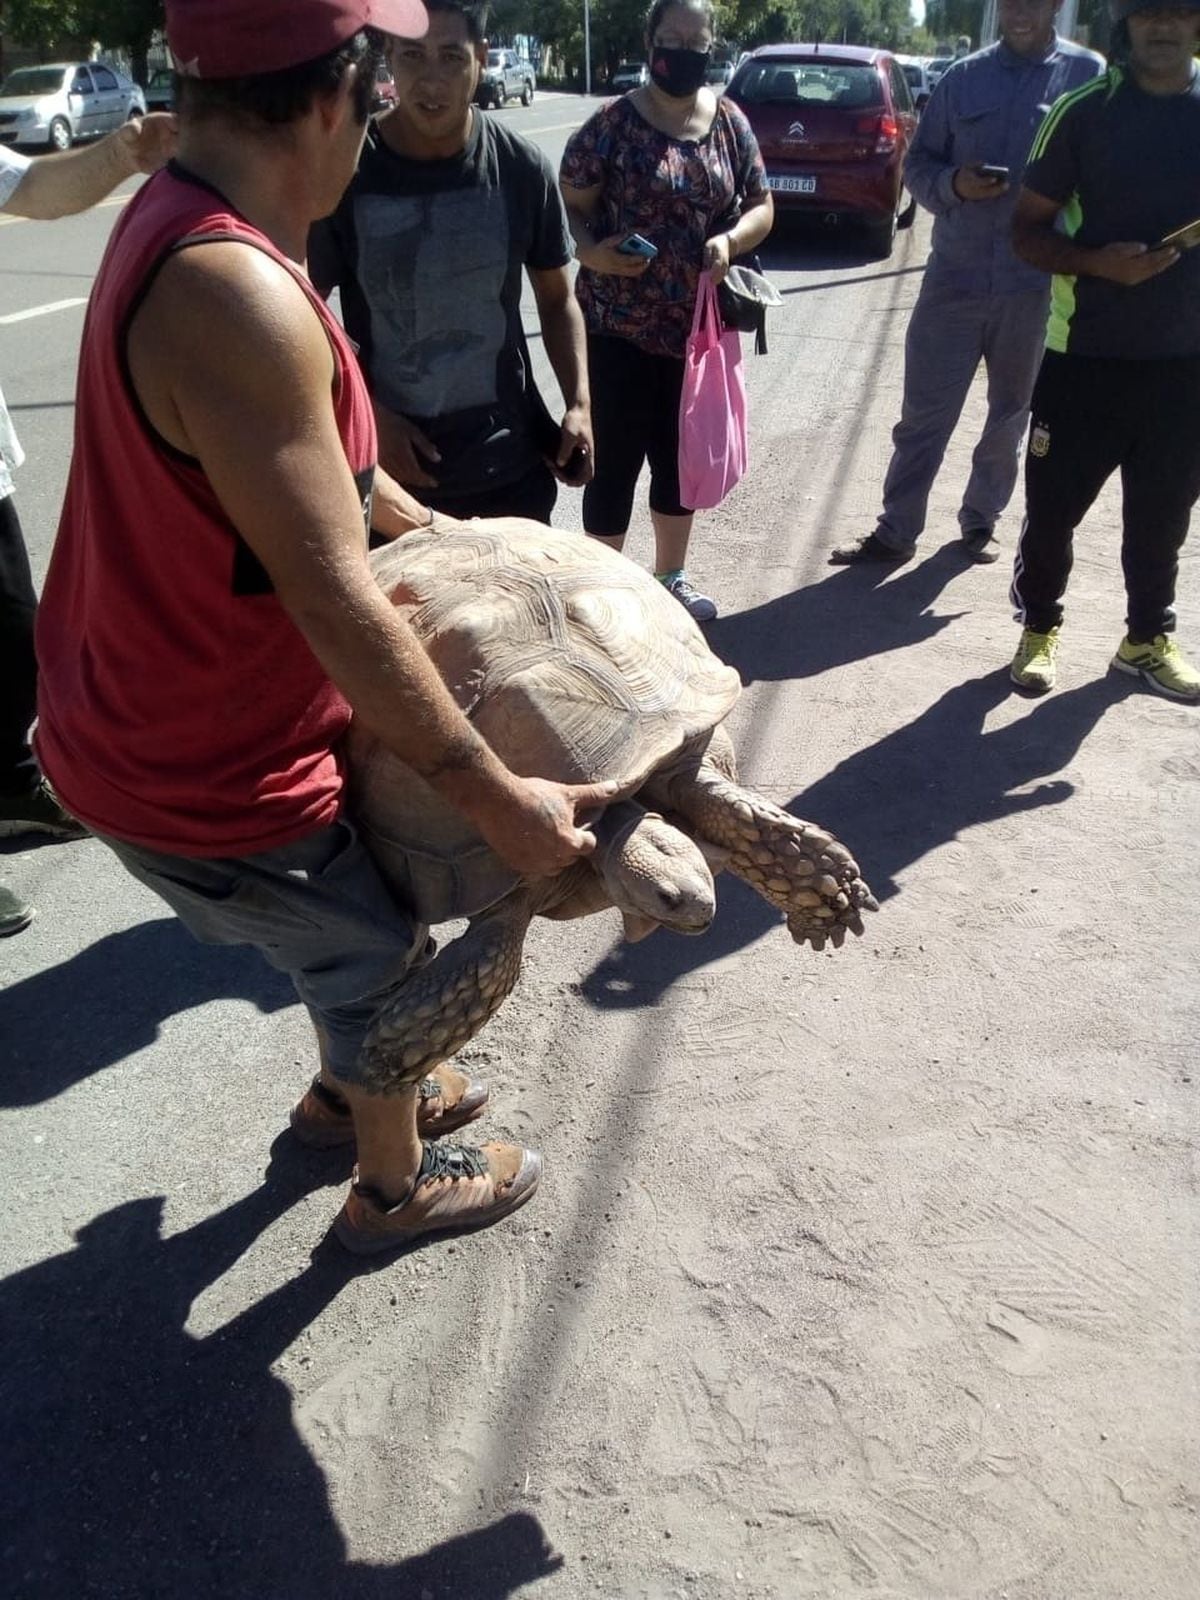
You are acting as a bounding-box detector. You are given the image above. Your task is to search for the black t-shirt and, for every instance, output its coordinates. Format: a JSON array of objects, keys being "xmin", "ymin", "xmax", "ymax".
[
  {"xmin": 310, "ymin": 112, "xmax": 573, "ymax": 497},
  {"xmin": 1023, "ymin": 65, "xmax": 1200, "ymax": 359}
]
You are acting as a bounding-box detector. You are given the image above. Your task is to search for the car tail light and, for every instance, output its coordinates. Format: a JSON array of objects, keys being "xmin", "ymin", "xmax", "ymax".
[{"xmin": 856, "ymin": 114, "xmax": 898, "ymax": 152}]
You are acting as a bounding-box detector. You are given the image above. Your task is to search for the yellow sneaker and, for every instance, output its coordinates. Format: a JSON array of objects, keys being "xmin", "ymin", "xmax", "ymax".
[
  {"xmin": 1111, "ymin": 635, "xmax": 1200, "ymax": 703},
  {"xmin": 1010, "ymin": 626, "xmax": 1060, "ymax": 694}
]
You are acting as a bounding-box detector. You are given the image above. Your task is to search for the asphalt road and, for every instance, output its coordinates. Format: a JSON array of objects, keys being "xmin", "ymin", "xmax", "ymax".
[{"xmin": 2, "ymin": 96, "xmax": 1197, "ymax": 1600}]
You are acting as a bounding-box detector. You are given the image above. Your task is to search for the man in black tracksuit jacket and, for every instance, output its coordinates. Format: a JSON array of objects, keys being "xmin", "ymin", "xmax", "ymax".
[{"xmin": 1007, "ymin": 0, "xmax": 1200, "ymax": 701}]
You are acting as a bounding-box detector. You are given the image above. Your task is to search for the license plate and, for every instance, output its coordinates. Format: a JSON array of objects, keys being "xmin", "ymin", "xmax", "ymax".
[{"xmin": 769, "ymin": 174, "xmax": 817, "ymax": 194}]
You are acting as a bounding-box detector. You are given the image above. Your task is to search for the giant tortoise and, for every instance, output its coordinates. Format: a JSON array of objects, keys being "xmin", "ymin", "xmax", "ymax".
[{"xmin": 348, "ymin": 518, "xmax": 876, "ymax": 1091}]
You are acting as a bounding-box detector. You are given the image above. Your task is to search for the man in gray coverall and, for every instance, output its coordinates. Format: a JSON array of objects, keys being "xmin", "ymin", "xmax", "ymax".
[{"xmin": 831, "ymin": 0, "xmax": 1103, "ymax": 566}]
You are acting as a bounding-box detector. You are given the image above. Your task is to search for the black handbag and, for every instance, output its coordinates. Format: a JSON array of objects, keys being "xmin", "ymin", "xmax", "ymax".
[{"xmin": 717, "ymin": 257, "xmax": 783, "ymax": 356}]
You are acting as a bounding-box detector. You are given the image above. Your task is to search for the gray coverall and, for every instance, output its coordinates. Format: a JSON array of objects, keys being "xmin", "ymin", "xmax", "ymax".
[{"xmin": 873, "ymin": 35, "xmax": 1104, "ymax": 554}]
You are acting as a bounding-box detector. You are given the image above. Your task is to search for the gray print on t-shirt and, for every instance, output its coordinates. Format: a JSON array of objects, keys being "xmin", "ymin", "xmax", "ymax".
[{"xmin": 355, "ymin": 188, "xmax": 510, "ymax": 418}]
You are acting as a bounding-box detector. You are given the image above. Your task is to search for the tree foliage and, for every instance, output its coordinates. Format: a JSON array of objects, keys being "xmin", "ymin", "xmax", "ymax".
[
  {"xmin": 494, "ymin": 0, "xmax": 925, "ymax": 78},
  {"xmin": 2, "ymin": 0, "xmax": 163, "ymax": 77}
]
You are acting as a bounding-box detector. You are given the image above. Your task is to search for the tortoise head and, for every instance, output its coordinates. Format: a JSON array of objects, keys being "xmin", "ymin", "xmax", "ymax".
[{"xmin": 590, "ymin": 802, "xmax": 715, "ymax": 941}]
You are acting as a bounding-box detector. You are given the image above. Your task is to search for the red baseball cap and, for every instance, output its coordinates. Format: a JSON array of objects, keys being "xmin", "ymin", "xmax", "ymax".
[{"xmin": 168, "ymin": 0, "xmax": 428, "ymax": 79}]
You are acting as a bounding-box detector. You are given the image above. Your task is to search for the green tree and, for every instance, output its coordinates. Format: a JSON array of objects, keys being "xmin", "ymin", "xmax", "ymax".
[
  {"xmin": 83, "ymin": 0, "xmax": 163, "ymax": 83},
  {"xmin": 3, "ymin": 0, "xmax": 86, "ymax": 58}
]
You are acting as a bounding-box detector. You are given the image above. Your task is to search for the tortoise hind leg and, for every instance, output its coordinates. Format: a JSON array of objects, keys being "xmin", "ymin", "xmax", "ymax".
[
  {"xmin": 647, "ymin": 737, "xmax": 877, "ymax": 951},
  {"xmin": 358, "ymin": 891, "xmax": 534, "ymax": 1093}
]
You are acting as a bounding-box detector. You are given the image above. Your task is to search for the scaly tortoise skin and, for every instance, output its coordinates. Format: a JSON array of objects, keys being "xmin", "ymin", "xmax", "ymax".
[{"xmin": 347, "ymin": 518, "xmax": 876, "ymax": 1091}]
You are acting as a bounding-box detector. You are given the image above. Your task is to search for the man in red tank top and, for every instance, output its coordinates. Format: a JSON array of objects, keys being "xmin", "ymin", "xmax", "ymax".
[{"xmin": 35, "ymin": 0, "xmax": 619, "ymax": 1253}]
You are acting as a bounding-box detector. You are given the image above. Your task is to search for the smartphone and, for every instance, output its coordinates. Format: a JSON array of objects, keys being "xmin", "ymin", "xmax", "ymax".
[
  {"xmin": 1156, "ymin": 217, "xmax": 1200, "ymax": 251},
  {"xmin": 977, "ymin": 164, "xmax": 1010, "ymax": 182},
  {"xmin": 616, "ymin": 232, "xmax": 658, "ymax": 259}
]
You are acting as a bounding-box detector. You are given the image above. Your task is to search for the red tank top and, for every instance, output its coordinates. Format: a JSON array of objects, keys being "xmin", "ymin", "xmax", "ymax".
[{"xmin": 35, "ymin": 165, "xmax": 377, "ymax": 857}]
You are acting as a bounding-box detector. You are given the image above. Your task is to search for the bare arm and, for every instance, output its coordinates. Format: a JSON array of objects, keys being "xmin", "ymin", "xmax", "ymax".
[
  {"xmin": 703, "ymin": 190, "xmax": 775, "ymax": 283},
  {"xmin": 2, "ymin": 114, "xmax": 176, "ymax": 219},
  {"xmin": 1012, "ymin": 185, "xmax": 1179, "ymax": 287},
  {"xmin": 126, "ymin": 243, "xmax": 617, "ymax": 874},
  {"xmin": 529, "ymin": 264, "xmax": 592, "ymax": 484},
  {"xmin": 561, "ymin": 180, "xmax": 652, "ymax": 279},
  {"xmin": 369, "ymin": 464, "xmax": 437, "ymax": 539}
]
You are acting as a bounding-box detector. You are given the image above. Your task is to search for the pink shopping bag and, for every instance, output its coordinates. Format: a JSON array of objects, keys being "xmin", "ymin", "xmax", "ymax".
[{"xmin": 677, "ymin": 273, "xmax": 749, "ymax": 511}]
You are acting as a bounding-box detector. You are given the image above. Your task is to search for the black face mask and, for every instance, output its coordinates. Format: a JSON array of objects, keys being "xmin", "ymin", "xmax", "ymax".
[{"xmin": 648, "ymin": 46, "xmax": 710, "ymax": 97}]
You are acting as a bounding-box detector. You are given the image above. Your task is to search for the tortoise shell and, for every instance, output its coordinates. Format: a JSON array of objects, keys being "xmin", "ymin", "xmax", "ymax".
[{"xmin": 347, "ymin": 518, "xmax": 742, "ymax": 925}]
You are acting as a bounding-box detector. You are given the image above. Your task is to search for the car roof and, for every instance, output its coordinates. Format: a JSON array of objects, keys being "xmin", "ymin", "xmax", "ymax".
[{"xmin": 743, "ymin": 44, "xmax": 890, "ymax": 64}]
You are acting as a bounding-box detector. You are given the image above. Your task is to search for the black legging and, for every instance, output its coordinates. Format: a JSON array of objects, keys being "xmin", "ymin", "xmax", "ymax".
[
  {"xmin": 0, "ymin": 494, "xmax": 39, "ymax": 796},
  {"xmin": 583, "ymin": 332, "xmax": 687, "ymax": 535}
]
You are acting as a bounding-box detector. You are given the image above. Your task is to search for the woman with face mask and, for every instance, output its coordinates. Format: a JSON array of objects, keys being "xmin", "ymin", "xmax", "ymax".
[{"xmin": 560, "ymin": 0, "xmax": 773, "ymax": 621}]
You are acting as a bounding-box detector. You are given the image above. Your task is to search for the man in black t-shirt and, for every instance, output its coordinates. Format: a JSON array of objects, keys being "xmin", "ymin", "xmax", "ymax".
[
  {"xmin": 310, "ymin": 0, "xmax": 591, "ymax": 522},
  {"xmin": 1007, "ymin": 0, "xmax": 1200, "ymax": 702}
]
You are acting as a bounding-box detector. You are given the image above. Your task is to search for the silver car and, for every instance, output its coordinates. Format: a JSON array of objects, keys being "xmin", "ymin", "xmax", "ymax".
[{"xmin": 0, "ymin": 61, "xmax": 147, "ymax": 152}]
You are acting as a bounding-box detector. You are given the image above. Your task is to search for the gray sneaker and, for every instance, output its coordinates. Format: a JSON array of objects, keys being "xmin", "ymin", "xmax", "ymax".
[
  {"xmin": 0, "ymin": 884, "xmax": 34, "ymax": 937},
  {"xmin": 0, "ymin": 779, "xmax": 88, "ymax": 840},
  {"xmin": 663, "ymin": 573, "xmax": 718, "ymax": 622}
]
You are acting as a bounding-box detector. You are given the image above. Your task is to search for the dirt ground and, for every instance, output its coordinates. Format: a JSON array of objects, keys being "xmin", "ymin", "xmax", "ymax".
[{"xmin": 1, "ymin": 216, "xmax": 1197, "ymax": 1599}]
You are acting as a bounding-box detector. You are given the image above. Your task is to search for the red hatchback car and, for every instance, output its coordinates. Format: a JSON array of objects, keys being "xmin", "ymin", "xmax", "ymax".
[{"xmin": 728, "ymin": 44, "xmax": 918, "ymax": 255}]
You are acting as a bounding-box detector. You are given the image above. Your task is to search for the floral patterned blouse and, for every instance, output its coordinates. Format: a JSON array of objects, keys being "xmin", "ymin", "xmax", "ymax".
[{"xmin": 561, "ymin": 94, "xmax": 768, "ymax": 360}]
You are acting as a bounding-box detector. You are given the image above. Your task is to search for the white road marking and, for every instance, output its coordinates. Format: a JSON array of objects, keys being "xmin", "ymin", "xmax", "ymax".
[
  {"xmin": 532, "ymin": 119, "xmax": 591, "ymax": 135},
  {"xmin": 0, "ymin": 297, "xmax": 87, "ymax": 324}
]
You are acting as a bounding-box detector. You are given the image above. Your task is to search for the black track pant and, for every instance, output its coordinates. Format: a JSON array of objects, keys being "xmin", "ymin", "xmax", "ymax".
[
  {"xmin": 0, "ymin": 494, "xmax": 39, "ymax": 796},
  {"xmin": 1011, "ymin": 350, "xmax": 1200, "ymax": 640}
]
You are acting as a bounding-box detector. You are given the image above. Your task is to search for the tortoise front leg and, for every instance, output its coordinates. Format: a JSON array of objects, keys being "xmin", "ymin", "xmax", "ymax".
[
  {"xmin": 648, "ymin": 744, "xmax": 877, "ymax": 952},
  {"xmin": 358, "ymin": 890, "xmax": 534, "ymax": 1093}
]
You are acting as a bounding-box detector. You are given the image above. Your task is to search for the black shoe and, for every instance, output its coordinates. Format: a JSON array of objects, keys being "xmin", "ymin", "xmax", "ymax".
[
  {"xmin": 0, "ymin": 884, "xmax": 34, "ymax": 937},
  {"xmin": 829, "ymin": 532, "xmax": 915, "ymax": 566},
  {"xmin": 961, "ymin": 527, "xmax": 1001, "ymax": 564},
  {"xmin": 0, "ymin": 779, "xmax": 88, "ymax": 840}
]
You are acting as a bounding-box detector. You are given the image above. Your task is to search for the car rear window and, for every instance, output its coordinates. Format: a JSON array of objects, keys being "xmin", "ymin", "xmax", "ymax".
[
  {"xmin": 733, "ymin": 61, "xmax": 884, "ymax": 111},
  {"xmin": 1, "ymin": 67, "xmax": 68, "ymax": 96}
]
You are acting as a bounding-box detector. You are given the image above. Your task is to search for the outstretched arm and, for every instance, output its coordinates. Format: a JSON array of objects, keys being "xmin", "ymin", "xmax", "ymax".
[{"xmin": 1, "ymin": 114, "xmax": 176, "ymax": 220}]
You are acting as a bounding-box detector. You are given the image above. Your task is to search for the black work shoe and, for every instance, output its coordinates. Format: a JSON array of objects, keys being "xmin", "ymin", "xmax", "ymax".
[
  {"xmin": 961, "ymin": 527, "xmax": 1001, "ymax": 563},
  {"xmin": 0, "ymin": 884, "xmax": 34, "ymax": 937},
  {"xmin": 0, "ymin": 780, "xmax": 88, "ymax": 840},
  {"xmin": 829, "ymin": 532, "xmax": 915, "ymax": 566}
]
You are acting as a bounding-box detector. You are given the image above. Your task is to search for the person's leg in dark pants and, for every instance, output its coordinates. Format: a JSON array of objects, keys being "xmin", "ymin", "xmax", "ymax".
[
  {"xmin": 1118, "ymin": 358, "xmax": 1200, "ymax": 641},
  {"xmin": 1009, "ymin": 353, "xmax": 1125, "ymax": 692},
  {"xmin": 0, "ymin": 494, "xmax": 39, "ymax": 798},
  {"xmin": 582, "ymin": 333, "xmax": 653, "ymax": 543},
  {"xmin": 1109, "ymin": 358, "xmax": 1200, "ymax": 701},
  {"xmin": 1011, "ymin": 354, "xmax": 1125, "ymax": 629},
  {"xmin": 642, "ymin": 349, "xmax": 715, "ymax": 619}
]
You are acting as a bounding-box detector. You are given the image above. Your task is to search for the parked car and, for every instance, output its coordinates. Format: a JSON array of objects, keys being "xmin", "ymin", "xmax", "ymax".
[
  {"xmin": 611, "ymin": 61, "xmax": 649, "ymax": 91},
  {"xmin": 926, "ymin": 56, "xmax": 955, "ymax": 86},
  {"xmin": 0, "ymin": 61, "xmax": 146, "ymax": 151},
  {"xmin": 476, "ymin": 48, "xmax": 535, "ymax": 108},
  {"xmin": 144, "ymin": 68, "xmax": 174, "ymax": 113},
  {"xmin": 705, "ymin": 60, "xmax": 734, "ymax": 86},
  {"xmin": 726, "ymin": 44, "xmax": 918, "ymax": 256},
  {"xmin": 895, "ymin": 54, "xmax": 932, "ymax": 111}
]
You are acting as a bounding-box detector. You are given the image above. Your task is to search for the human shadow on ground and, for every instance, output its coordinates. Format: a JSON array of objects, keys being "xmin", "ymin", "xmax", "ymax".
[
  {"xmin": 582, "ymin": 670, "xmax": 1136, "ymax": 1008},
  {"xmin": 0, "ymin": 915, "xmax": 294, "ymax": 1106},
  {"xmin": 704, "ymin": 545, "xmax": 968, "ymax": 684},
  {"xmin": 0, "ymin": 1138, "xmax": 565, "ymax": 1600}
]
